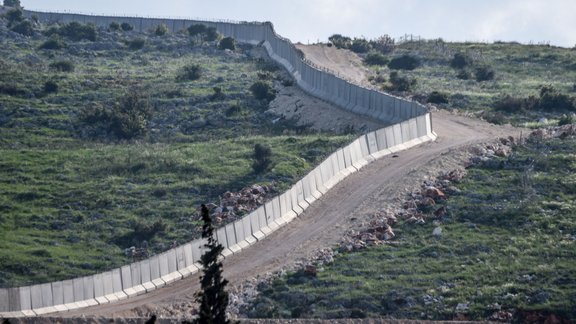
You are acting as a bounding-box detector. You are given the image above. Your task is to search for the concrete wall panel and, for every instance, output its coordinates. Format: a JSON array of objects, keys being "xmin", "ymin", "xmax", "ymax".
[
  {"xmin": 167, "ymin": 249, "xmax": 178, "ymax": 274},
  {"xmin": 293, "ymin": 180, "xmax": 308, "ymax": 211},
  {"xmin": 149, "ymin": 255, "xmax": 166, "ymax": 288},
  {"xmin": 30, "ymin": 285, "xmax": 43, "ymax": 310},
  {"xmin": 225, "ymin": 223, "xmax": 241, "ymax": 253},
  {"xmin": 0, "ymin": 289, "xmax": 8, "ymax": 312},
  {"xmin": 111, "ymin": 268, "xmax": 127, "ymax": 300},
  {"xmin": 234, "ymin": 219, "xmax": 250, "ymax": 248},
  {"xmin": 366, "ymin": 131, "xmax": 379, "ymax": 155},
  {"xmin": 62, "ymin": 280, "xmax": 74, "ymax": 306},
  {"xmin": 242, "ymin": 215, "xmax": 257, "ymax": 244},
  {"xmin": 216, "ymin": 226, "xmax": 233, "ymax": 257},
  {"xmin": 159, "ymin": 253, "xmax": 169, "ymax": 277},
  {"xmin": 255, "ymin": 205, "xmax": 271, "ymax": 235},
  {"xmin": 18, "ymin": 286, "xmax": 31, "ymax": 312},
  {"xmin": 51, "ymin": 281, "xmax": 64, "ymax": 310}
]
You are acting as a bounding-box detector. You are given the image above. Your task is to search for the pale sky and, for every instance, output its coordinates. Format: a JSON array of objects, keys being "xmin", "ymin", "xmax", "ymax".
[{"xmin": 22, "ymin": 0, "xmax": 575, "ymax": 48}]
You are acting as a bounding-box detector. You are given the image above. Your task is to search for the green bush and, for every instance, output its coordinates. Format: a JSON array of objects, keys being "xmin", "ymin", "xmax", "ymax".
[
  {"xmin": 538, "ymin": 85, "xmax": 575, "ymax": 111},
  {"xmin": 475, "ymin": 66, "xmax": 495, "ymax": 81},
  {"xmin": 427, "ymin": 91, "xmax": 449, "ymax": 104},
  {"xmin": 493, "ymin": 95, "xmax": 526, "ymax": 112},
  {"xmin": 558, "ymin": 114, "xmax": 575, "ymax": 126},
  {"xmin": 4, "ymin": 8, "xmax": 23, "ymax": 27},
  {"xmin": 39, "ymin": 36, "xmax": 66, "ymax": 50},
  {"xmin": 369, "ymin": 35, "xmax": 395, "ymax": 54},
  {"xmin": 109, "ymin": 22, "xmax": 120, "ymax": 31},
  {"xmin": 328, "ymin": 34, "xmax": 352, "ymax": 49},
  {"xmin": 252, "ymin": 143, "xmax": 272, "ymax": 174},
  {"xmin": 45, "ymin": 21, "xmax": 97, "ymax": 41},
  {"xmin": 120, "ymin": 22, "xmax": 134, "ymax": 31},
  {"xmin": 154, "ymin": 23, "xmax": 168, "ymax": 36},
  {"xmin": 3, "ymin": 0, "xmax": 21, "ymax": 7},
  {"xmin": 10, "ymin": 19, "xmax": 33, "ymax": 36},
  {"xmin": 219, "ymin": 36, "xmax": 236, "ymax": 50},
  {"xmin": 450, "ymin": 52, "xmax": 472, "ymax": 69},
  {"xmin": 388, "ymin": 54, "xmax": 420, "ymax": 70},
  {"xmin": 363, "ymin": 52, "xmax": 389, "ymax": 66},
  {"xmin": 43, "ymin": 80, "xmax": 58, "ymax": 94},
  {"xmin": 456, "ymin": 69, "xmax": 472, "ymax": 80},
  {"xmin": 386, "ymin": 71, "xmax": 416, "ymax": 92},
  {"xmin": 176, "ymin": 63, "xmax": 202, "ymax": 81},
  {"xmin": 110, "ymin": 88, "xmax": 152, "ymax": 139},
  {"xmin": 250, "ymin": 80, "xmax": 275, "ymax": 101},
  {"xmin": 187, "ymin": 24, "xmax": 219, "ymax": 42},
  {"xmin": 127, "ymin": 38, "xmax": 145, "ymax": 50},
  {"xmin": 349, "ymin": 38, "xmax": 371, "ymax": 53},
  {"xmin": 78, "ymin": 89, "xmax": 152, "ymax": 140},
  {"xmin": 49, "ymin": 60, "xmax": 75, "ymax": 72},
  {"xmin": 210, "ymin": 87, "xmax": 225, "ymax": 101}
]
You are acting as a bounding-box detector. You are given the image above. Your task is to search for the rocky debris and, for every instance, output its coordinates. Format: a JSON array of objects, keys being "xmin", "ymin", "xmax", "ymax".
[
  {"xmin": 530, "ymin": 124, "xmax": 576, "ymax": 140},
  {"xmin": 201, "ymin": 184, "xmax": 275, "ymax": 224}
]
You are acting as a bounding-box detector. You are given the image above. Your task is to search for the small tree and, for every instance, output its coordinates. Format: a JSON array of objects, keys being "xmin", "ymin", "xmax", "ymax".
[
  {"xmin": 120, "ymin": 22, "xmax": 134, "ymax": 31},
  {"xmin": 252, "ymin": 143, "xmax": 272, "ymax": 174},
  {"xmin": 5, "ymin": 7, "xmax": 23, "ymax": 27},
  {"xmin": 249, "ymin": 80, "xmax": 275, "ymax": 101},
  {"xmin": 219, "ymin": 36, "xmax": 235, "ymax": 51},
  {"xmin": 3, "ymin": 0, "xmax": 21, "ymax": 8},
  {"xmin": 10, "ymin": 19, "xmax": 33, "ymax": 36},
  {"xmin": 109, "ymin": 22, "xmax": 120, "ymax": 31},
  {"xmin": 154, "ymin": 23, "xmax": 168, "ymax": 36},
  {"xmin": 388, "ymin": 54, "xmax": 420, "ymax": 70},
  {"xmin": 328, "ymin": 34, "xmax": 352, "ymax": 49},
  {"xmin": 186, "ymin": 204, "xmax": 232, "ymax": 324},
  {"xmin": 176, "ymin": 63, "xmax": 202, "ymax": 82}
]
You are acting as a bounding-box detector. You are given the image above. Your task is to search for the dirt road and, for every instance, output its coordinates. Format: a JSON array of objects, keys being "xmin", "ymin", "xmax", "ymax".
[{"xmin": 57, "ymin": 46, "xmax": 522, "ymax": 319}]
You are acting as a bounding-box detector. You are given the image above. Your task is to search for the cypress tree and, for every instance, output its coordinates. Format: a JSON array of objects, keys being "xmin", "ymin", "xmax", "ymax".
[{"xmin": 188, "ymin": 204, "xmax": 231, "ymax": 324}]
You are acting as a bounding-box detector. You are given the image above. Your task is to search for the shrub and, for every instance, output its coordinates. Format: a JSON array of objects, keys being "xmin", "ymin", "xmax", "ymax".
[
  {"xmin": 188, "ymin": 24, "xmax": 219, "ymax": 42},
  {"xmin": 450, "ymin": 52, "xmax": 472, "ymax": 69},
  {"xmin": 370, "ymin": 34, "xmax": 395, "ymax": 54},
  {"xmin": 538, "ymin": 85, "xmax": 575, "ymax": 111},
  {"xmin": 120, "ymin": 22, "xmax": 134, "ymax": 31},
  {"xmin": 127, "ymin": 38, "xmax": 145, "ymax": 50},
  {"xmin": 187, "ymin": 24, "xmax": 207, "ymax": 36},
  {"xmin": 427, "ymin": 91, "xmax": 449, "ymax": 104},
  {"xmin": 219, "ymin": 36, "xmax": 236, "ymax": 50},
  {"xmin": 43, "ymin": 80, "xmax": 58, "ymax": 94},
  {"xmin": 386, "ymin": 71, "xmax": 416, "ymax": 92},
  {"xmin": 363, "ymin": 52, "xmax": 389, "ymax": 66},
  {"xmin": 45, "ymin": 21, "xmax": 97, "ymax": 41},
  {"xmin": 39, "ymin": 36, "xmax": 65, "ymax": 50},
  {"xmin": 252, "ymin": 143, "xmax": 272, "ymax": 174},
  {"xmin": 10, "ymin": 20, "xmax": 34, "ymax": 36},
  {"xmin": 0, "ymin": 83, "xmax": 26, "ymax": 96},
  {"xmin": 176, "ymin": 63, "xmax": 202, "ymax": 81},
  {"xmin": 249, "ymin": 80, "xmax": 275, "ymax": 101},
  {"xmin": 4, "ymin": 7, "xmax": 23, "ymax": 27},
  {"xmin": 558, "ymin": 114, "xmax": 575, "ymax": 126},
  {"xmin": 456, "ymin": 69, "xmax": 472, "ymax": 80},
  {"xmin": 210, "ymin": 87, "xmax": 225, "ymax": 101},
  {"xmin": 328, "ymin": 34, "xmax": 352, "ymax": 49},
  {"xmin": 109, "ymin": 22, "xmax": 120, "ymax": 31},
  {"xmin": 49, "ymin": 60, "xmax": 75, "ymax": 72},
  {"xmin": 349, "ymin": 38, "xmax": 371, "ymax": 53},
  {"xmin": 475, "ymin": 66, "xmax": 495, "ymax": 81},
  {"xmin": 3, "ymin": 0, "xmax": 21, "ymax": 7},
  {"xmin": 388, "ymin": 54, "xmax": 420, "ymax": 70},
  {"xmin": 493, "ymin": 95, "xmax": 526, "ymax": 113},
  {"xmin": 109, "ymin": 88, "xmax": 152, "ymax": 139},
  {"xmin": 79, "ymin": 89, "xmax": 152, "ymax": 140},
  {"xmin": 154, "ymin": 23, "xmax": 168, "ymax": 36}
]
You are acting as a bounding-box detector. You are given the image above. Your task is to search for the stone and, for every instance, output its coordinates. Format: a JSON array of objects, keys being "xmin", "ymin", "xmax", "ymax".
[
  {"xmin": 432, "ymin": 226, "xmax": 442, "ymax": 237},
  {"xmin": 456, "ymin": 302, "xmax": 469, "ymax": 312}
]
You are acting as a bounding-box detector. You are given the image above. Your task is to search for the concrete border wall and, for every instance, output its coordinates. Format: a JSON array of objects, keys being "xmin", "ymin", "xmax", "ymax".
[{"xmin": 1, "ymin": 9, "xmax": 437, "ymax": 317}]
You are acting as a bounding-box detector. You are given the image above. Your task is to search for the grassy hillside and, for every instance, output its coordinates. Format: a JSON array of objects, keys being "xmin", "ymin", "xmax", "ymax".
[
  {"xmin": 249, "ymin": 137, "xmax": 576, "ymax": 321},
  {"xmin": 0, "ymin": 12, "xmax": 353, "ymax": 287},
  {"xmin": 244, "ymin": 37, "xmax": 576, "ymax": 322},
  {"xmin": 363, "ymin": 40, "xmax": 576, "ymax": 126}
]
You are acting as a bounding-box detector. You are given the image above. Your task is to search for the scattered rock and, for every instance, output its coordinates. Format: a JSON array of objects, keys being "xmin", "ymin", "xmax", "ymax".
[{"xmin": 432, "ymin": 226, "xmax": 442, "ymax": 237}]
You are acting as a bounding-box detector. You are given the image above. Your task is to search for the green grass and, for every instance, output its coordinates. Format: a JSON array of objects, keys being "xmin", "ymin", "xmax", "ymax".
[
  {"xmin": 366, "ymin": 41, "xmax": 576, "ymax": 125},
  {"xmin": 0, "ymin": 21, "xmax": 354, "ymax": 287},
  {"xmin": 251, "ymin": 138, "xmax": 576, "ymax": 320}
]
